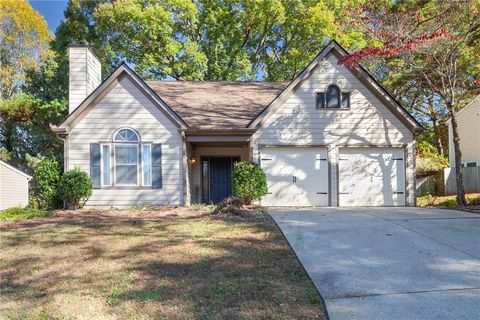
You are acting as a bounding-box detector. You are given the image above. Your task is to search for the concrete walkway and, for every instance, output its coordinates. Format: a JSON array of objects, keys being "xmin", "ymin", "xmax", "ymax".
[{"xmin": 271, "ymin": 207, "xmax": 480, "ymax": 320}]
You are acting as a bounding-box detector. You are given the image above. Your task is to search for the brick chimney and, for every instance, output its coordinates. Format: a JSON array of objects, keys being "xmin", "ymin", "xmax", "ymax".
[{"xmin": 68, "ymin": 43, "xmax": 101, "ymax": 114}]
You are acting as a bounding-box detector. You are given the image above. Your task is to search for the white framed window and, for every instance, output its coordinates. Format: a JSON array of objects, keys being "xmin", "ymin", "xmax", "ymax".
[
  {"xmin": 316, "ymin": 85, "xmax": 351, "ymax": 109},
  {"xmin": 142, "ymin": 144, "xmax": 152, "ymax": 186},
  {"xmin": 95, "ymin": 128, "xmax": 156, "ymax": 188},
  {"xmin": 114, "ymin": 143, "xmax": 139, "ymax": 186},
  {"xmin": 113, "ymin": 128, "xmax": 140, "ymax": 186},
  {"xmin": 101, "ymin": 144, "xmax": 111, "ymax": 186},
  {"xmin": 462, "ymin": 161, "xmax": 478, "ymax": 168}
]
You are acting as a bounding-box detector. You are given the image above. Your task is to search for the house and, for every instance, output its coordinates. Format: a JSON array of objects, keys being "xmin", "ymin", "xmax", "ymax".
[
  {"xmin": 448, "ymin": 96, "xmax": 480, "ymax": 167},
  {"xmin": 53, "ymin": 41, "xmax": 422, "ymax": 208},
  {"xmin": 0, "ymin": 160, "xmax": 32, "ymax": 210}
]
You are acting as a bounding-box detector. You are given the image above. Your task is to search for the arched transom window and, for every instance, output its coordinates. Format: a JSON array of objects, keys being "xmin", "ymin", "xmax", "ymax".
[
  {"xmin": 114, "ymin": 128, "xmax": 140, "ymax": 142},
  {"xmin": 316, "ymin": 85, "xmax": 351, "ymax": 109}
]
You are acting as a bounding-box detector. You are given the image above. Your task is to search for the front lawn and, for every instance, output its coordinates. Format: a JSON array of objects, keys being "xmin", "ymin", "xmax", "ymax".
[
  {"xmin": 0, "ymin": 208, "xmax": 326, "ymax": 320},
  {"xmin": 0, "ymin": 207, "xmax": 50, "ymax": 221}
]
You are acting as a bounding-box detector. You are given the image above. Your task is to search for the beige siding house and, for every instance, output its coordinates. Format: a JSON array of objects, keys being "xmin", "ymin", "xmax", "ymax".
[
  {"xmin": 54, "ymin": 41, "xmax": 422, "ymax": 208},
  {"xmin": 448, "ymin": 96, "xmax": 480, "ymax": 167},
  {"xmin": 0, "ymin": 160, "xmax": 32, "ymax": 210}
]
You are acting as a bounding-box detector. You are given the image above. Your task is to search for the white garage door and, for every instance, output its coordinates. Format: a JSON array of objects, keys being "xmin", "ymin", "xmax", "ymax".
[
  {"xmin": 338, "ymin": 148, "xmax": 405, "ymax": 206},
  {"xmin": 260, "ymin": 147, "xmax": 328, "ymax": 206}
]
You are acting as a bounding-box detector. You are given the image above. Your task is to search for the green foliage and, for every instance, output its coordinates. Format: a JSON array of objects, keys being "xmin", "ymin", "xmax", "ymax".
[
  {"xmin": 437, "ymin": 199, "xmax": 458, "ymax": 207},
  {"xmin": 0, "ymin": 94, "xmax": 66, "ymax": 167},
  {"xmin": 49, "ymin": 0, "xmax": 364, "ymax": 83},
  {"xmin": 33, "ymin": 157, "xmax": 61, "ymax": 209},
  {"xmin": 416, "ymin": 139, "xmax": 448, "ymax": 177},
  {"xmin": 25, "ymin": 153, "xmax": 46, "ymax": 171},
  {"xmin": 25, "ymin": 57, "xmax": 69, "ymax": 102},
  {"xmin": 58, "ymin": 168, "xmax": 93, "ymax": 209},
  {"xmin": 0, "ymin": 0, "xmax": 53, "ymax": 99},
  {"xmin": 0, "ymin": 207, "xmax": 49, "ymax": 221},
  {"xmin": 0, "ymin": 147, "xmax": 12, "ymax": 162},
  {"xmin": 232, "ymin": 161, "xmax": 267, "ymax": 204}
]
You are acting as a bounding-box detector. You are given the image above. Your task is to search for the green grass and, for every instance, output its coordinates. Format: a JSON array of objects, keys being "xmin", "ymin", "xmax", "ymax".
[
  {"xmin": 0, "ymin": 207, "xmax": 50, "ymax": 221},
  {"xmin": 417, "ymin": 193, "xmax": 480, "ymax": 207},
  {"xmin": 190, "ymin": 203, "xmax": 215, "ymax": 212},
  {"xmin": 0, "ymin": 210, "xmax": 326, "ymax": 320}
]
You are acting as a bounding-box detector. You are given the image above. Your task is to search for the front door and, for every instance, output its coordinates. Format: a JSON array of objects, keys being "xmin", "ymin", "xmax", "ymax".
[{"xmin": 206, "ymin": 158, "xmax": 236, "ymax": 204}]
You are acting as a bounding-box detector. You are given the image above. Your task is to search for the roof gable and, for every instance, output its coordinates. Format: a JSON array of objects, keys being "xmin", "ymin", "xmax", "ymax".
[
  {"xmin": 248, "ymin": 40, "xmax": 423, "ymax": 133},
  {"xmin": 57, "ymin": 64, "xmax": 187, "ymax": 132},
  {"xmin": 456, "ymin": 95, "xmax": 480, "ymax": 117},
  {"xmin": 0, "ymin": 160, "xmax": 32, "ymax": 180}
]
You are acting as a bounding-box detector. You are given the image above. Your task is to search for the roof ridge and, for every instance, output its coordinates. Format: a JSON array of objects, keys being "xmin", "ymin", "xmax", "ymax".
[{"xmin": 145, "ymin": 80, "xmax": 290, "ymax": 83}]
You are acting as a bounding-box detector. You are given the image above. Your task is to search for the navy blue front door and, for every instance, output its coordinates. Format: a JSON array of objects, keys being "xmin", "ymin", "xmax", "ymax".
[{"xmin": 209, "ymin": 158, "xmax": 233, "ymax": 204}]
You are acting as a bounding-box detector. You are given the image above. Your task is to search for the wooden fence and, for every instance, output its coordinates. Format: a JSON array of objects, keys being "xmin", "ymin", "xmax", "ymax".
[
  {"xmin": 444, "ymin": 167, "xmax": 480, "ymax": 195},
  {"xmin": 416, "ymin": 167, "xmax": 480, "ymax": 196},
  {"xmin": 416, "ymin": 175, "xmax": 441, "ymax": 196}
]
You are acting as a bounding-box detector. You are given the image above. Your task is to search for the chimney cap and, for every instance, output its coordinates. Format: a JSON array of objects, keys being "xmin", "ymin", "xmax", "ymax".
[
  {"xmin": 69, "ymin": 42, "xmax": 101, "ymax": 62},
  {"xmin": 69, "ymin": 40, "xmax": 91, "ymax": 48}
]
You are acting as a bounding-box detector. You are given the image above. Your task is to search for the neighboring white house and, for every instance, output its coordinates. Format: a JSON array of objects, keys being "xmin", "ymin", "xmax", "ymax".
[
  {"xmin": 53, "ymin": 40, "xmax": 422, "ymax": 208},
  {"xmin": 448, "ymin": 96, "xmax": 480, "ymax": 167},
  {"xmin": 0, "ymin": 160, "xmax": 32, "ymax": 210}
]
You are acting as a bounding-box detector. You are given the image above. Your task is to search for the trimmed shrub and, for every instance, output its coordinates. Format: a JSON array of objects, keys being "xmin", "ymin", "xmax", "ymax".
[
  {"xmin": 58, "ymin": 168, "xmax": 93, "ymax": 209},
  {"xmin": 232, "ymin": 161, "xmax": 267, "ymax": 204},
  {"xmin": 33, "ymin": 157, "xmax": 61, "ymax": 209}
]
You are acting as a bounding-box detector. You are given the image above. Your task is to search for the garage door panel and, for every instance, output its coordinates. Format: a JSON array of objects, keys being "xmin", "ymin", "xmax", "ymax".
[
  {"xmin": 340, "ymin": 193, "xmax": 404, "ymax": 207},
  {"xmin": 264, "ymin": 179, "xmax": 296, "ymax": 206},
  {"xmin": 261, "ymin": 147, "xmax": 328, "ymax": 207},
  {"xmin": 339, "ymin": 148, "xmax": 405, "ymax": 207}
]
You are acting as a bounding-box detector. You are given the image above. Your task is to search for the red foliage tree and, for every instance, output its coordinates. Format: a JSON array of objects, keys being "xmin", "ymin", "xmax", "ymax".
[{"xmin": 338, "ymin": 1, "xmax": 480, "ymax": 206}]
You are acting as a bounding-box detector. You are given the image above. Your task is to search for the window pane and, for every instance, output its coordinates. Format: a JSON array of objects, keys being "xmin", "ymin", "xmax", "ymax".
[
  {"xmin": 316, "ymin": 92, "xmax": 325, "ymax": 108},
  {"xmin": 102, "ymin": 145, "xmax": 110, "ymax": 186},
  {"xmin": 115, "ymin": 144, "xmax": 138, "ymax": 185},
  {"xmin": 341, "ymin": 92, "xmax": 350, "ymax": 108},
  {"xmin": 116, "ymin": 165, "xmax": 138, "ymax": 185},
  {"xmin": 326, "ymin": 85, "xmax": 340, "ymax": 108},
  {"xmin": 116, "ymin": 145, "xmax": 138, "ymax": 164},
  {"xmin": 142, "ymin": 144, "xmax": 152, "ymax": 186},
  {"xmin": 202, "ymin": 160, "xmax": 209, "ymax": 203}
]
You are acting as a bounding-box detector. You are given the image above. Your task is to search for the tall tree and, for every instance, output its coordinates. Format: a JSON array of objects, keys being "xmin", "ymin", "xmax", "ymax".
[
  {"xmin": 48, "ymin": 0, "xmax": 366, "ymax": 87},
  {"xmin": 339, "ymin": 0, "xmax": 480, "ymax": 206},
  {"xmin": 0, "ymin": 0, "xmax": 52, "ymax": 99},
  {"xmin": 0, "ymin": 94, "xmax": 65, "ymax": 169},
  {"xmin": 0, "ymin": 1, "xmax": 64, "ymax": 169}
]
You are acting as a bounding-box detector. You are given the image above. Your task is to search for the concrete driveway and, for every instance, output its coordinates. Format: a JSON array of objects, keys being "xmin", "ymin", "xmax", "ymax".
[{"xmin": 271, "ymin": 207, "xmax": 480, "ymax": 320}]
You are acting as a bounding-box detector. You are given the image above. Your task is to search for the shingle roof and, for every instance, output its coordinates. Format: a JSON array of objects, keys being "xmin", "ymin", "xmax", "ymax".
[{"xmin": 145, "ymin": 81, "xmax": 289, "ymax": 129}]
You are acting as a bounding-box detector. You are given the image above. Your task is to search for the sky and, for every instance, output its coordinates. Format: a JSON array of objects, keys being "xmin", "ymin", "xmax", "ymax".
[{"xmin": 29, "ymin": 0, "xmax": 69, "ymax": 33}]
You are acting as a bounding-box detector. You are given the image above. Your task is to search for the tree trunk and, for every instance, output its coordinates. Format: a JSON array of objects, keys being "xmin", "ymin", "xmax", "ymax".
[
  {"xmin": 449, "ymin": 114, "xmax": 467, "ymax": 206},
  {"xmin": 2, "ymin": 122, "xmax": 14, "ymax": 153},
  {"xmin": 431, "ymin": 117, "xmax": 444, "ymax": 156}
]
